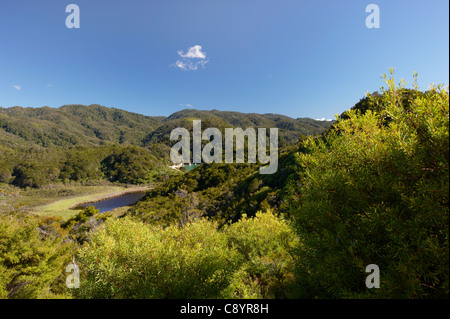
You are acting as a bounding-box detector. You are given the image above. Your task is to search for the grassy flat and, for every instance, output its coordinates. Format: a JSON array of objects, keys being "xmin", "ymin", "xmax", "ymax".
[
  {"xmin": 33, "ymin": 186, "xmax": 125, "ymax": 219},
  {"xmin": 2, "ymin": 185, "xmax": 151, "ymax": 219}
]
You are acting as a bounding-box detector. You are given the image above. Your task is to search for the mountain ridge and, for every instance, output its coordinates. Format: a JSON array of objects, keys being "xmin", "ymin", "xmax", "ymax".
[{"xmin": 0, "ymin": 104, "xmax": 334, "ymax": 148}]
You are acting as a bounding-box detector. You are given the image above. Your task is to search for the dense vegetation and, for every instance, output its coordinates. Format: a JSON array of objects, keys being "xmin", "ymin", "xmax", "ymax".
[
  {"xmin": 73, "ymin": 211, "xmax": 297, "ymax": 299},
  {"xmin": 120, "ymin": 74, "xmax": 450, "ymax": 298},
  {"xmin": 0, "ymin": 73, "xmax": 448, "ymax": 299},
  {"xmin": 0, "ymin": 212, "xmax": 74, "ymax": 298},
  {"xmin": 126, "ymin": 148, "xmax": 300, "ymax": 226},
  {"xmin": 0, "ymin": 105, "xmax": 331, "ymax": 187},
  {"xmin": 291, "ymin": 73, "xmax": 449, "ymax": 298}
]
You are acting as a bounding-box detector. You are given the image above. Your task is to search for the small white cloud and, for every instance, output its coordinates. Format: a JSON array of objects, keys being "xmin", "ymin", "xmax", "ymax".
[
  {"xmin": 179, "ymin": 103, "xmax": 193, "ymax": 108},
  {"xmin": 173, "ymin": 45, "xmax": 209, "ymax": 71},
  {"xmin": 174, "ymin": 59, "xmax": 208, "ymax": 71},
  {"xmin": 13, "ymin": 85, "xmax": 21, "ymax": 90},
  {"xmin": 175, "ymin": 60, "xmax": 209, "ymax": 71},
  {"xmin": 175, "ymin": 60, "xmax": 187, "ymax": 70},
  {"xmin": 177, "ymin": 45, "xmax": 206, "ymax": 59},
  {"xmin": 46, "ymin": 84, "xmax": 52, "ymax": 87}
]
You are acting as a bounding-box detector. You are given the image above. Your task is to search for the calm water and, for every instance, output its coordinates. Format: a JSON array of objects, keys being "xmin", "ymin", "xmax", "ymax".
[
  {"xmin": 80, "ymin": 191, "xmax": 146, "ymax": 213},
  {"xmin": 184, "ymin": 164, "xmax": 200, "ymax": 172}
]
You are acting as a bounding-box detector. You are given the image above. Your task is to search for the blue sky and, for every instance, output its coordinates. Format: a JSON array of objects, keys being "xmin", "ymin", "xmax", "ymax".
[{"xmin": 0, "ymin": 0, "xmax": 448, "ymax": 120}]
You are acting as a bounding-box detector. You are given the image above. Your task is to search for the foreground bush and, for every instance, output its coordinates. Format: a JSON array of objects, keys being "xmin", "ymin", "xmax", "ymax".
[
  {"xmin": 223, "ymin": 212, "xmax": 299, "ymax": 298},
  {"xmin": 0, "ymin": 213, "xmax": 73, "ymax": 298},
  {"xmin": 73, "ymin": 211, "xmax": 298, "ymax": 298},
  {"xmin": 292, "ymin": 72, "xmax": 449, "ymax": 298}
]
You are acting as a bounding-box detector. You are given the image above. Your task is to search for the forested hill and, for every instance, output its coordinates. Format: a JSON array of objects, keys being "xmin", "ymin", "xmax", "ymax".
[
  {"xmin": 150, "ymin": 108, "xmax": 332, "ymax": 145},
  {"xmin": 0, "ymin": 104, "xmax": 333, "ymax": 187},
  {"xmin": 0, "ymin": 104, "xmax": 333, "ymax": 148},
  {"xmin": 0, "ymin": 104, "xmax": 164, "ymax": 147}
]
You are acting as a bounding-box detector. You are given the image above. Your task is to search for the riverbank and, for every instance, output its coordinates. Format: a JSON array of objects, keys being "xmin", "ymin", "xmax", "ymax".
[
  {"xmin": 68, "ymin": 186, "xmax": 149, "ymax": 209},
  {"xmin": 30, "ymin": 185, "xmax": 152, "ymax": 219}
]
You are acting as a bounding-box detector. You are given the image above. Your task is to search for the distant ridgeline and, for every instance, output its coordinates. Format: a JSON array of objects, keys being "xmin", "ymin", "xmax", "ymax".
[{"xmin": 0, "ymin": 104, "xmax": 333, "ymax": 187}]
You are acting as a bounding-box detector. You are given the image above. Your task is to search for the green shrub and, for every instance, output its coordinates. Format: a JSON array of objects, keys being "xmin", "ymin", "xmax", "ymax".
[
  {"xmin": 73, "ymin": 210, "xmax": 298, "ymax": 299},
  {"xmin": 62, "ymin": 206, "xmax": 99, "ymax": 229},
  {"xmin": 291, "ymin": 72, "xmax": 449, "ymax": 298},
  {"xmin": 0, "ymin": 212, "xmax": 73, "ymax": 298},
  {"xmin": 223, "ymin": 211, "xmax": 299, "ymax": 298},
  {"xmin": 73, "ymin": 217, "xmax": 239, "ymax": 298},
  {"xmin": 101, "ymin": 146, "xmax": 160, "ymax": 184}
]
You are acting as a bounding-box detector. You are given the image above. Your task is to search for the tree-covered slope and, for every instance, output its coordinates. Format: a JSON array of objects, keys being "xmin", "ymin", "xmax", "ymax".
[
  {"xmin": 0, "ymin": 104, "xmax": 333, "ymax": 187},
  {"xmin": 156, "ymin": 108, "xmax": 333, "ymax": 146},
  {"xmin": 0, "ymin": 105, "xmax": 333, "ymax": 149},
  {"xmin": 0, "ymin": 104, "xmax": 164, "ymax": 147}
]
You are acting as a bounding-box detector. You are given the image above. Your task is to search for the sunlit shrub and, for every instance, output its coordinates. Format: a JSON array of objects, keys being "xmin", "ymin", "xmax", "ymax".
[
  {"xmin": 292, "ymin": 72, "xmax": 449, "ymax": 298},
  {"xmin": 73, "ymin": 210, "xmax": 298, "ymax": 299},
  {"xmin": 0, "ymin": 213, "xmax": 73, "ymax": 298}
]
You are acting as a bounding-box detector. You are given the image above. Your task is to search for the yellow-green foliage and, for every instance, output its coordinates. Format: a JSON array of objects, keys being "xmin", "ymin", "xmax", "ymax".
[
  {"xmin": 223, "ymin": 212, "xmax": 299, "ymax": 298},
  {"xmin": 74, "ymin": 217, "xmax": 238, "ymax": 298},
  {"xmin": 0, "ymin": 212, "xmax": 73, "ymax": 299},
  {"xmin": 73, "ymin": 210, "xmax": 298, "ymax": 299},
  {"xmin": 292, "ymin": 71, "xmax": 449, "ymax": 298}
]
